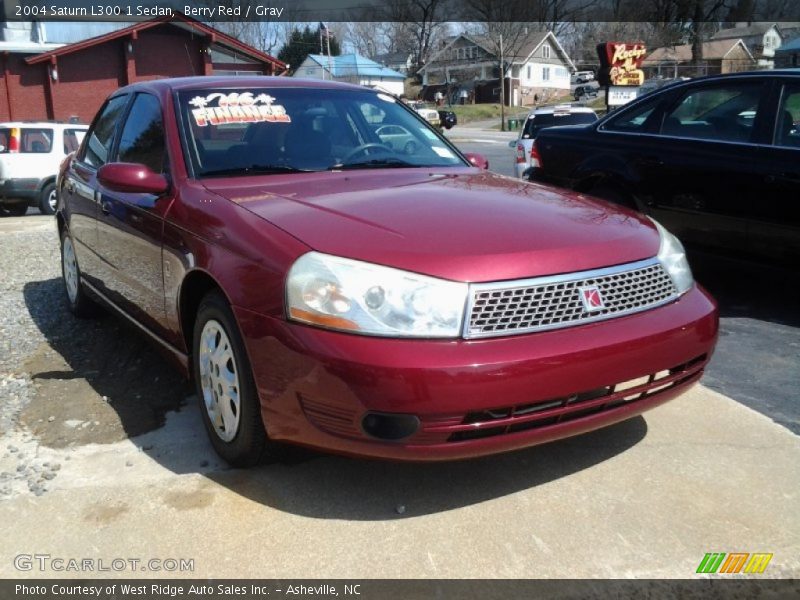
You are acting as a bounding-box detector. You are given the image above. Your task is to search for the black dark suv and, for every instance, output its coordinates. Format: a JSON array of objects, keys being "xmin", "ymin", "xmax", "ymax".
[{"xmin": 529, "ymin": 71, "xmax": 800, "ymax": 265}]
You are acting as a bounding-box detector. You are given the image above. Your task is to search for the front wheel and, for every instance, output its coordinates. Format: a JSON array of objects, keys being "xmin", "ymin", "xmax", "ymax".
[
  {"xmin": 193, "ymin": 291, "xmax": 270, "ymax": 467},
  {"xmin": 39, "ymin": 182, "xmax": 57, "ymax": 215},
  {"xmin": 60, "ymin": 229, "xmax": 98, "ymax": 317}
]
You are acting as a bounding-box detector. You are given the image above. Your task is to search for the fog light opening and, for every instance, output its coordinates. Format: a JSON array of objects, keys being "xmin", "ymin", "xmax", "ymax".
[{"xmin": 361, "ymin": 412, "xmax": 420, "ymax": 441}]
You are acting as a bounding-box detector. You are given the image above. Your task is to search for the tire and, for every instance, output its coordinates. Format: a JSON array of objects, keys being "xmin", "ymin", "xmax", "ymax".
[
  {"xmin": 404, "ymin": 140, "xmax": 418, "ymax": 155},
  {"xmin": 39, "ymin": 182, "xmax": 57, "ymax": 215},
  {"xmin": 193, "ymin": 291, "xmax": 270, "ymax": 467},
  {"xmin": 60, "ymin": 229, "xmax": 98, "ymax": 318}
]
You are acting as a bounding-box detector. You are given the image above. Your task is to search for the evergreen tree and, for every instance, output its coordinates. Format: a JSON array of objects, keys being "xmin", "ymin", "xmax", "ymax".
[{"xmin": 278, "ymin": 25, "xmax": 341, "ymax": 74}]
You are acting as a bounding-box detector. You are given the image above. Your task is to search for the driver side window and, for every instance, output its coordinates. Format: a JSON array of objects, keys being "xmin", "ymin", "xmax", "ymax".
[{"xmin": 81, "ymin": 95, "xmax": 129, "ymax": 168}]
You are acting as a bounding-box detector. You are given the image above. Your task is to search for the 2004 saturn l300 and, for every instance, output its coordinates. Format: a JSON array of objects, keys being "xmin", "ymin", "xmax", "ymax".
[{"xmin": 56, "ymin": 77, "xmax": 718, "ymax": 465}]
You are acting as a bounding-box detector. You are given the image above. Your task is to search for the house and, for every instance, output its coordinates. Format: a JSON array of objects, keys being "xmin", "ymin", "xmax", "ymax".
[
  {"xmin": 775, "ymin": 36, "xmax": 800, "ymax": 68},
  {"xmin": 711, "ymin": 22, "xmax": 800, "ymax": 68},
  {"xmin": 293, "ymin": 53, "xmax": 406, "ymax": 96},
  {"xmin": 418, "ymin": 31, "xmax": 574, "ymax": 106},
  {"xmin": 0, "ymin": 15, "xmax": 285, "ymax": 123},
  {"xmin": 373, "ymin": 51, "xmax": 414, "ymax": 75},
  {"xmin": 643, "ymin": 39, "xmax": 756, "ymax": 78}
]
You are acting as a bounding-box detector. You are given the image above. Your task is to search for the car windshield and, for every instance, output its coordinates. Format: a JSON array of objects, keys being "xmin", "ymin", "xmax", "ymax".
[
  {"xmin": 521, "ymin": 112, "xmax": 597, "ymax": 139},
  {"xmin": 178, "ymin": 87, "xmax": 466, "ymax": 176}
]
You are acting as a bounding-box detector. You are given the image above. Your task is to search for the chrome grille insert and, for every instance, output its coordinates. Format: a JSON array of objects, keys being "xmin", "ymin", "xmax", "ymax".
[{"xmin": 465, "ymin": 258, "xmax": 677, "ymax": 339}]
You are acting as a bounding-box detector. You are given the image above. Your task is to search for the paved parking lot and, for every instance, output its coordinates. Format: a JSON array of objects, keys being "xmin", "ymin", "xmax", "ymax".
[{"xmin": 0, "ymin": 135, "xmax": 798, "ymax": 580}]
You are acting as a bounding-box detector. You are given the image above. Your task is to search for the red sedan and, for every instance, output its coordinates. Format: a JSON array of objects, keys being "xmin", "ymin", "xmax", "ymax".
[{"xmin": 57, "ymin": 77, "xmax": 718, "ymax": 465}]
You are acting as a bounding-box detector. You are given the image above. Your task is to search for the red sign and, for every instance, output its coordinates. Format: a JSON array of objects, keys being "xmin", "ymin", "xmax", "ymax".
[{"xmin": 597, "ymin": 42, "xmax": 646, "ymax": 87}]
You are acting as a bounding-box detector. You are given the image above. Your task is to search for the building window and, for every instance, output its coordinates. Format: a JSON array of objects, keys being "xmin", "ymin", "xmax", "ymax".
[
  {"xmin": 527, "ymin": 65, "xmax": 531, "ymax": 80},
  {"xmin": 543, "ymin": 45, "xmax": 551, "ymax": 59},
  {"xmin": 542, "ymin": 67, "xmax": 550, "ymax": 81}
]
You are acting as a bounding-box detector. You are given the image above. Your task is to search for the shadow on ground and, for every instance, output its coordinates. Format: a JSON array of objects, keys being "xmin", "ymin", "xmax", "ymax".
[
  {"xmin": 22, "ymin": 276, "xmax": 648, "ymax": 519},
  {"xmin": 21, "ymin": 278, "xmax": 189, "ymax": 447},
  {"xmin": 691, "ymin": 251, "xmax": 800, "ymax": 327},
  {"xmin": 691, "ymin": 252, "xmax": 800, "ymax": 434}
]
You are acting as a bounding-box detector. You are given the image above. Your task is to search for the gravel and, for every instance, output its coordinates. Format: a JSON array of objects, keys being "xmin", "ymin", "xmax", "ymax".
[
  {"xmin": 0, "ymin": 222, "xmax": 61, "ymax": 441},
  {"xmin": 0, "ymin": 219, "xmax": 69, "ymax": 496},
  {"xmin": 0, "ymin": 216, "xmax": 189, "ymax": 499}
]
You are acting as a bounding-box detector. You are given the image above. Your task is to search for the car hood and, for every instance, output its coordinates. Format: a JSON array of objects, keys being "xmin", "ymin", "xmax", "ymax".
[{"xmin": 202, "ymin": 169, "xmax": 660, "ymax": 282}]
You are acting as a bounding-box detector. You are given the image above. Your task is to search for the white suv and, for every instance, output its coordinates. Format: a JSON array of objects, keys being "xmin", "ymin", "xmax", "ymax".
[
  {"xmin": 510, "ymin": 105, "xmax": 598, "ymax": 178},
  {"xmin": 0, "ymin": 122, "xmax": 87, "ymax": 215}
]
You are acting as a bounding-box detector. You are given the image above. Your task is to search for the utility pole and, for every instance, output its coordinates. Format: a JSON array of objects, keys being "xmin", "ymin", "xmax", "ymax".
[
  {"xmin": 500, "ymin": 33, "xmax": 505, "ymax": 132},
  {"xmin": 319, "ymin": 27, "xmax": 325, "ymax": 80},
  {"xmin": 326, "ymin": 29, "xmax": 333, "ymax": 82}
]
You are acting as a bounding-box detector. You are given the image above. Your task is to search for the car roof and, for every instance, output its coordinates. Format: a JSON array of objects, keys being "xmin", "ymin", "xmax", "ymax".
[
  {"xmin": 115, "ymin": 75, "xmax": 369, "ymax": 95},
  {"xmin": 0, "ymin": 122, "xmax": 87, "ymax": 128},
  {"xmin": 527, "ymin": 104, "xmax": 597, "ymax": 117}
]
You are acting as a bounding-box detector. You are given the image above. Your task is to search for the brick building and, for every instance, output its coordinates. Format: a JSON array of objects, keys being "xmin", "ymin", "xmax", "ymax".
[{"xmin": 0, "ymin": 16, "xmax": 285, "ymax": 123}]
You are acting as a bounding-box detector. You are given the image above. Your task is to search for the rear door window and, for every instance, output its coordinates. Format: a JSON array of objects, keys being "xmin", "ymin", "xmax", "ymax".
[{"xmin": 602, "ymin": 95, "xmax": 662, "ymax": 133}]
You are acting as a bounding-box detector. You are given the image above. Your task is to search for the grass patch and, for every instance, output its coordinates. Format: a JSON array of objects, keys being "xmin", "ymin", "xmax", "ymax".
[{"xmin": 445, "ymin": 103, "xmax": 528, "ymax": 125}]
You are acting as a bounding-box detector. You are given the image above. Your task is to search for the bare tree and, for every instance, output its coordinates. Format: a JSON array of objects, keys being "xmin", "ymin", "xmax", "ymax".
[{"xmin": 383, "ymin": 0, "xmax": 449, "ymax": 70}]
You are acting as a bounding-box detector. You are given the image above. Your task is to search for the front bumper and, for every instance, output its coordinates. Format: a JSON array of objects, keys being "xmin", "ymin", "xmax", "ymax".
[{"xmin": 235, "ymin": 285, "xmax": 718, "ymax": 461}]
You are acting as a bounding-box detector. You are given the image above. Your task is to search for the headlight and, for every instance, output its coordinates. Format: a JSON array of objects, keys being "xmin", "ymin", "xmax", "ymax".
[
  {"xmin": 286, "ymin": 252, "xmax": 468, "ymax": 338},
  {"xmin": 650, "ymin": 218, "xmax": 693, "ymax": 295}
]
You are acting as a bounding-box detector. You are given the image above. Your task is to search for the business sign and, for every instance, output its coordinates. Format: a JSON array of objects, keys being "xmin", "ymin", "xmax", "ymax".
[
  {"xmin": 597, "ymin": 42, "xmax": 647, "ymax": 87},
  {"xmin": 607, "ymin": 86, "xmax": 638, "ymax": 106}
]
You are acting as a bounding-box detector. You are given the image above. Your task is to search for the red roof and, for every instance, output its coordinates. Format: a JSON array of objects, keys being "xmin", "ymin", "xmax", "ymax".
[{"xmin": 26, "ymin": 14, "xmax": 285, "ymax": 70}]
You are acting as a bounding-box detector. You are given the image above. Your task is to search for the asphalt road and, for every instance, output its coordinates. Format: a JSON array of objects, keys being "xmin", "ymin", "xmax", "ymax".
[{"xmin": 451, "ymin": 132, "xmax": 800, "ymax": 435}]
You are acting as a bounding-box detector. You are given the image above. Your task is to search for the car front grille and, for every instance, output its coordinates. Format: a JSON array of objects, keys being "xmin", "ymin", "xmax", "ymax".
[{"xmin": 465, "ymin": 258, "xmax": 677, "ymax": 338}]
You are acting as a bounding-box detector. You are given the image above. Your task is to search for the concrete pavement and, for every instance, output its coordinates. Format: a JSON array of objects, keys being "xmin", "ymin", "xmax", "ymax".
[{"xmin": 2, "ymin": 384, "xmax": 798, "ymax": 579}]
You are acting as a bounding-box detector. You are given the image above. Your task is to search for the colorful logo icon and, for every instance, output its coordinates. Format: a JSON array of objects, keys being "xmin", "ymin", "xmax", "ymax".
[
  {"xmin": 579, "ymin": 286, "xmax": 605, "ymax": 312},
  {"xmin": 696, "ymin": 552, "xmax": 773, "ymax": 574}
]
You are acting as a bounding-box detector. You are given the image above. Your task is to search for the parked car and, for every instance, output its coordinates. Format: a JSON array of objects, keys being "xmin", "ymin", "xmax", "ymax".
[
  {"xmin": 0, "ymin": 122, "xmax": 87, "ymax": 215},
  {"xmin": 510, "ymin": 105, "xmax": 598, "ymax": 178},
  {"xmin": 438, "ymin": 109, "xmax": 457, "ymax": 129},
  {"xmin": 574, "ymin": 85, "xmax": 599, "ymax": 101},
  {"xmin": 375, "ymin": 124, "xmax": 418, "ymax": 154},
  {"xmin": 406, "ymin": 100, "xmax": 440, "ymax": 127},
  {"xmin": 572, "ymin": 71, "xmax": 595, "ymax": 84},
  {"xmin": 57, "ymin": 77, "xmax": 717, "ymax": 465},
  {"xmin": 529, "ymin": 71, "xmax": 800, "ymax": 265}
]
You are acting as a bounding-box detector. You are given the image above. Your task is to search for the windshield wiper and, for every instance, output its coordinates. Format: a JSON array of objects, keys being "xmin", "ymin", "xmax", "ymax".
[
  {"xmin": 201, "ymin": 164, "xmax": 313, "ymax": 177},
  {"xmin": 328, "ymin": 158, "xmax": 417, "ymax": 171}
]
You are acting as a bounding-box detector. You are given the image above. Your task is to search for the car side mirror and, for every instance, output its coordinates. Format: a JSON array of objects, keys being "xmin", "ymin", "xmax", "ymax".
[
  {"xmin": 464, "ymin": 152, "xmax": 489, "ymax": 170},
  {"xmin": 97, "ymin": 163, "xmax": 169, "ymax": 195}
]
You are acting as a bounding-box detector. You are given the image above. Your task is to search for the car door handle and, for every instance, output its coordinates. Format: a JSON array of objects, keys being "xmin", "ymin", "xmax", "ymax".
[
  {"xmin": 100, "ymin": 200, "xmax": 110, "ymax": 215},
  {"xmin": 65, "ymin": 179, "xmax": 75, "ymax": 193},
  {"xmin": 639, "ymin": 156, "xmax": 664, "ymax": 167}
]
